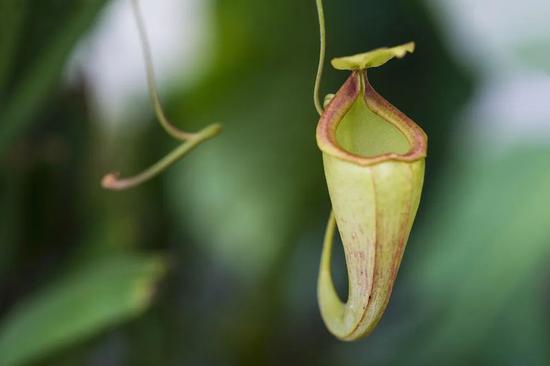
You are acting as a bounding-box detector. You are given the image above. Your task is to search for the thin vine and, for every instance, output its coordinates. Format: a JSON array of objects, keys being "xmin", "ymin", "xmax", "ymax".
[
  {"xmin": 102, "ymin": 0, "xmax": 221, "ymax": 190},
  {"xmin": 314, "ymin": 0, "xmax": 326, "ymax": 116}
]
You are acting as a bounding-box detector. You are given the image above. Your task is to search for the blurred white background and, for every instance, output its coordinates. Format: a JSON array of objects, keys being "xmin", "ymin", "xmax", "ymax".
[{"xmin": 427, "ymin": 0, "xmax": 550, "ymax": 153}]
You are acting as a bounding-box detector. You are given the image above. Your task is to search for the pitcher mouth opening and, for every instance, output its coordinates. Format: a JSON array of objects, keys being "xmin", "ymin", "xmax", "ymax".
[{"xmin": 316, "ymin": 71, "xmax": 427, "ymax": 166}]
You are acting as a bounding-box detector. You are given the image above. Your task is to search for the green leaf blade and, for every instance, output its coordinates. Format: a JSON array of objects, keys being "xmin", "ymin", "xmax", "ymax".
[{"xmin": 0, "ymin": 254, "xmax": 167, "ymax": 366}]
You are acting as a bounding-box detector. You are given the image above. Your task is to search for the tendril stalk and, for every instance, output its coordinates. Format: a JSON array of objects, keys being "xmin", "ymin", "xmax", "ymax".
[{"xmin": 101, "ymin": 0, "xmax": 221, "ymax": 191}]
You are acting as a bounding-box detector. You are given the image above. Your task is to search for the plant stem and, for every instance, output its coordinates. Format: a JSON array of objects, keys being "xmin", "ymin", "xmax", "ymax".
[
  {"xmin": 314, "ymin": 0, "xmax": 326, "ymax": 116},
  {"xmin": 101, "ymin": 0, "xmax": 223, "ymax": 190},
  {"xmin": 102, "ymin": 123, "xmax": 221, "ymax": 190},
  {"xmin": 130, "ymin": 0, "xmax": 195, "ymax": 141}
]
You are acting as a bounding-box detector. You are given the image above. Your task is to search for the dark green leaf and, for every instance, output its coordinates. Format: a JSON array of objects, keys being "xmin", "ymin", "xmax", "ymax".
[{"xmin": 0, "ymin": 254, "xmax": 167, "ymax": 366}]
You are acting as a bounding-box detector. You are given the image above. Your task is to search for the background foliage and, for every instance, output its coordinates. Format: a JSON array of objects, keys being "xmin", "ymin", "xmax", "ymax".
[{"xmin": 1, "ymin": 0, "xmax": 549, "ymax": 365}]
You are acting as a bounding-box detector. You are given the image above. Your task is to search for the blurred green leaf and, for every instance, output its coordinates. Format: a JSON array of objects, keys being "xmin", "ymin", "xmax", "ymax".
[
  {"xmin": 0, "ymin": 0, "xmax": 26, "ymax": 90},
  {"xmin": 0, "ymin": 0, "xmax": 107, "ymax": 154},
  {"xmin": 0, "ymin": 254, "xmax": 167, "ymax": 366}
]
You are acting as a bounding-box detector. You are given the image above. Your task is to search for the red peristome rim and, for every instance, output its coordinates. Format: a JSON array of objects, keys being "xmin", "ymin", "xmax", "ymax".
[{"xmin": 316, "ymin": 71, "xmax": 428, "ymax": 166}]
